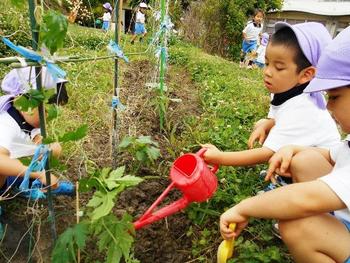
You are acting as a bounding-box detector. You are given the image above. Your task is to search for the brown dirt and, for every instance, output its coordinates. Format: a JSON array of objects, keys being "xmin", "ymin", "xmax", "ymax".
[{"xmin": 0, "ymin": 59, "xmax": 201, "ymax": 263}]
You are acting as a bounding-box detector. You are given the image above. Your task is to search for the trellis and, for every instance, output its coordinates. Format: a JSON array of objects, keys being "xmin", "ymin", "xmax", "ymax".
[{"xmin": 0, "ymin": 0, "xmax": 171, "ymax": 260}]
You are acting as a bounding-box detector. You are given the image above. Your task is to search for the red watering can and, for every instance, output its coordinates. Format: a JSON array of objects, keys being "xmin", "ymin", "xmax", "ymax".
[{"xmin": 133, "ymin": 148, "xmax": 219, "ymax": 230}]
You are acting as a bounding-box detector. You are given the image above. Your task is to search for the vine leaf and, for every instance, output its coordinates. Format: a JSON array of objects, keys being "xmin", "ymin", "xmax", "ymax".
[
  {"xmin": 52, "ymin": 223, "xmax": 88, "ymax": 263},
  {"xmin": 58, "ymin": 124, "xmax": 88, "ymax": 142},
  {"xmin": 40, "ymin": 10, "xmax": 68, "ymax": 54}
]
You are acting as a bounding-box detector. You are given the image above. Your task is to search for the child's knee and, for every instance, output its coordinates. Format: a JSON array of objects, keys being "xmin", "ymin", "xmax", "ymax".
[
  {"xmin": 279, "ymin": 219, "xmax": 305, "ymax": 244},
  {"xmin": 290, "ymin": 149, "xmax": 326, "ymax": 175}
]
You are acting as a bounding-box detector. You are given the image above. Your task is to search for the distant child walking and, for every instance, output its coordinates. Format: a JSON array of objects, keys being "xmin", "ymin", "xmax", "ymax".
[
  {"xmin": 130, "ymin": 2, "xmax": 148, "ymax": 44},
  {"xmin": 102, "ymin": 2, "xmax": 112, "ymax": 31},
  {"xmin": 253, "ymin": 32, "xmax": 269, "ymax": 68},
  {"xmin": 240, "ymin": 9, "xmax": 264, "ymax": 68},
  {"xmin": 220, "ymin": 26, "xmax": 350, "ymax": 263}
]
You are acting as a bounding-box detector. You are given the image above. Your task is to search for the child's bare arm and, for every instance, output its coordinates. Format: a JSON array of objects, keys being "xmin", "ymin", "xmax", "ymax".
[
  {"xmin": 0, "ymin": 147, "xmax": 58, "ymax": 186},
  {"xmin": 202, "ymin": 143, "xmax": 274, "ymax": 166},
  {"xmin": 220, "ymin": 180, "xmax": 345, "ymax": 239}
]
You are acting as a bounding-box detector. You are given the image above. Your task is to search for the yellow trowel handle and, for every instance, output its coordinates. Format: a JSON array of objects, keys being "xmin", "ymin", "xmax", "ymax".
[{"xmin": 217, "ymin": 223, "xmax": 237, "ymax": 263}]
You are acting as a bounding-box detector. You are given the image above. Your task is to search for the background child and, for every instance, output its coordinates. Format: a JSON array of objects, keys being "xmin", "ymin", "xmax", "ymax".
[
  {"xmin": 203, "ymin": 22, "xmax": 339, "ymax": 172},
  {"xmin": 0, "ymin": 67, "xmax": 73, "ymax": 196},
  {"xmin": 130, "ymin": 2, "xmax": 148, "ymax": 44},
  {"xmin": 253, "ymin": 32, "xmax": 269, "ymax": 68},
  {"xmin": 220, "ymin": 26, "xmax": 350, "ymax": 263},
  {"xmin": 102, "ymin": 2, "xmax": 112, "ymax": 31},
  {"xmin": 240, "ymin": 9, "xmax": 264, "ymax": 68}
]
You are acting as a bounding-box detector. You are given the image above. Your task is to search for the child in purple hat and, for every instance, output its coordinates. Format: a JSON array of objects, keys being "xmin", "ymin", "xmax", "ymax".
[
  {"xmin": 101, "ymin": 2, "xmax": 112, "ymax": 31},
  {"xmin": 219, "ymin": 26, "xmax": 350, "ymax": 262},
  {"xmin": 203, "ymin": 22, "xmax": 339, "ymax": 172},
  {"xmin": 0, "ymin": 66, "xmax": 74, "ymax": 198}
]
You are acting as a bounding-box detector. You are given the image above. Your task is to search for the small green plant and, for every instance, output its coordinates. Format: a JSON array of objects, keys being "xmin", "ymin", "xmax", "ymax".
[
  {"xmin": 52, "ymin": 166, "xmax": 143, "ymax": 263},
  {"xmin": 118, "ymin": 135, "xmax": 161, "ymax": 170}
]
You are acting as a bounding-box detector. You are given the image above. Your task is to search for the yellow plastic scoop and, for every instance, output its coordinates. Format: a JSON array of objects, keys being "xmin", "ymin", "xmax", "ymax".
[{"xmin": 217, "ymin": 223, "xmax": 236, "ymax": 263}]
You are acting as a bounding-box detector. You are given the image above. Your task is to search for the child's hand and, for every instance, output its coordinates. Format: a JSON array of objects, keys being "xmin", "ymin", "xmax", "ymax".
[
  {"xmin": 37, "ymin": 171, "xmax": 59, "ymax": 189},
  {"xmin": 50, "ymin": 142, "xmax": 62, "ymax": 158},
  {"xmin": 201, "ymin": 144, "xmax": 222, "ymax": 164},
  {"xmin": 266, "ymin": 146, "xmax": 294, "ymax": 181},
  {"xmin": 248, "ymin": 119, "xmax": 275, "ymax": 149},
  {"xmin": 220, "ymin": 206, "xmax": 249, "ymax": 239}
]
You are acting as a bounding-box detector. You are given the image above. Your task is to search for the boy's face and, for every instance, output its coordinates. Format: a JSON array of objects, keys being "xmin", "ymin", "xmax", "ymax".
[
  {"xmin": 21, "ymin": 108, "xmax": 41, "ymax": 128},
  {"xmin": 263, "ymin": 43, "xmax": 308, "ymax": 94},
  {"xmin": 326, "ymin": 86, "xmax": 350, "ymax": 133}
]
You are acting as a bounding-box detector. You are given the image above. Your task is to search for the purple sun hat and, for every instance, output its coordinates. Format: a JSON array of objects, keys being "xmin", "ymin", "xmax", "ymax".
[
  {"xmin": 261, "ymin": 32, "xmax": 269, "ymax": 46},
  {"xmin": 103, "ymin": 2, "xmax": 112, "ymax": 11},
  {"xmin": 0, "ymin": 67, "xmax": 66, "ymax": 112},
  {"xmin": 305, "ymin": 26, "xmax": 350, "ymax": 93},
  {"xmin": 275, "ymin": 22, "xmax": 332, "ymax": 109},
  {"xmin": 274, "ymin": 22, "xmax": 331, "ymax": 67}
]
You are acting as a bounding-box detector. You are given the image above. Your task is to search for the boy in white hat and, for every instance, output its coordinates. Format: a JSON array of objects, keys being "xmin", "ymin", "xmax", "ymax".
[
  {"xmin": 220, "ymin": 26, "xmax": 350, "ymax": 263},
  {"xmin": 0, "ymin": 66, "xmax": 73, "ymax": 197},
  {"xmin": 130, "ymin": 2, "xmax": 148, "ymax": 44}
]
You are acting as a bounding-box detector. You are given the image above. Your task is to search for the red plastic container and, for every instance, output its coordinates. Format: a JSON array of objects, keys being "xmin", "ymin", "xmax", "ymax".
[{"xmin": 133, "ymin": 148, "xmax": 218, "ymax": 230}]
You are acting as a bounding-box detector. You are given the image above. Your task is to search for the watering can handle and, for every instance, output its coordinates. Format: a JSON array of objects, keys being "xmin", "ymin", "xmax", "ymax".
[{"xmin": 196, "ymin": 148, "xmax": 219, "ymax": 174}]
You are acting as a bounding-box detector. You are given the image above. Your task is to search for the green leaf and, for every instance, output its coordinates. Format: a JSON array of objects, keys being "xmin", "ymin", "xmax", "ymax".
[
  {"xmin": 118, "ymin": 136, "xmax": 133, "ymax": 148},
  {"xmin": 78, "ymin": 178, "xmax": 100, "ymax": 192},
  {"xmin": 42, "ymin": 137, "xmax": 55, "ymax": 144},
  {"xmin": 114, "ymin": 175, "xmax": 143, "ymax": 187},
  {"xmin": 87, "ymin": 190, "xmax": 118, "ymax": 221},
  {"xmin": 146, "ymin": 146, "xmax": 161, "ymax": 161},
  {"xmin": 135, "ymin": 150, "xmax": 147, "ymax": 162},
  {"xmin": 47, "ymin": 105, "xmax": 59, "ymax": 122},
  {"xmin": 58, "ymin": 124, "xmax": 88, "ymax": 142},
  {"xmin": 136, "ymin": 136, "xmax": 156, "ymax": 146},
  {"xmin": 14, "ymin": 95, "xmax": 39, "ymax": 112},
  {"xmin": 108, "ymin": 166, "xmax": 125, "ymax": 180},
  {"xmin": 40, "ymin": 10, "xmax": 68, "ymax": 54},
  {"xmin": 52, "ymin": 223, "xmax": 88, "ymax": 263}
]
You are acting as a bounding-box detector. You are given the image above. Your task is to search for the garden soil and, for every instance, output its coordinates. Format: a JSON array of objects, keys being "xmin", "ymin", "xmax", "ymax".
[{"xmin": 0, "ymin": 60, "xmax": 202, "ymax": 263}]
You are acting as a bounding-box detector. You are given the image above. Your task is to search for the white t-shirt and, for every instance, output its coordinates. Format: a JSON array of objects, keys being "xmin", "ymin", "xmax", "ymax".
[
  {"xmin": 320, "ymin": 135, "xmax": 350, "ymax": 222},
  {"xmin": 255, "ymin": 45, "xmax": 266, "ymax": 64},
  {"xmin": 242, "ymin": 22, "xmax": 263, "ymax": 41},
  {"xmin": 103, "ymin": 12, "xmax": 111, "ymax": 22},
  {"xmin": 0, "ymin": 112, "xmax": 39, "ymax": 159},
  {"xmin": 263, "ymin": 93, "xmax": 340, "ymax": 152},
  {"xmin": 136, "ymin": 11, "xmax": 145, "ymax": 24}
]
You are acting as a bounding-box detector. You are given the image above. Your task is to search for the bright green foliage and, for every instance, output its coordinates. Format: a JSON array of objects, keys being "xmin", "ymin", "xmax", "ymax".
[
  {"xmin": 92, "ymin": 214, "xmax": 139, "ymax": 263},
  {"xmin": 46, "ymin": 104, "xmax": 60, "ymax": 122},
  {"xmin": 52, "ymin": 223, "xmax": 89, "ymax": 263},
  {"xmin": 10, "ymin": 0, "xmax": 25, "ymax": 8},
  {"xmin": 119, "ymin": 135, "xmax": 161, "ymax": 167},
  {"xmin": 82, "ymin": 167, "xmax": 143, "ymax": 221},
  {"xmin": 58, "ymin": 124, "xmax": 88, "ymax": 142},
  {"xmin": 14, "ymin": 90, "xmax": 45, "ymax": 112},
  {"xmin": 40, "ymin": 10, "xmax": 68, "ymax": 54}
]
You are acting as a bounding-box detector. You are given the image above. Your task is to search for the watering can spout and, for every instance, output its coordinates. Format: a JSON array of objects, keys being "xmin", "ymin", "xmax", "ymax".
[{"xmin": 133, "ymin": 197, "xmax": 189, "ymax": 230}]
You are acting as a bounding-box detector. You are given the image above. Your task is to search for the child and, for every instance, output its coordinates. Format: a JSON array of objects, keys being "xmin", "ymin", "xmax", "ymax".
[
  {"xmin": 203, "ymin": 22, "xmax": 340, "ymax": 169},
  {"xmin": 102, "ymin": 2, "xmax": 112, "ymax": 32},
  {"xmin": 240, "ymin": 9, "xmax": 264, "ymax": 69},
  {"xmin": 0, "ymin": 66, "xmax": 73, "ymax": 197},
  {"xmin": 253, "ymin": 32, "xmax": 269, "ymax": 68},
  {"xmin": 220, "ymin": 26, "xmax": 350, "ymax": 263},
  {"xmin": 130, "ymin": 2, "xmax": 148, "ymax": 45}
]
